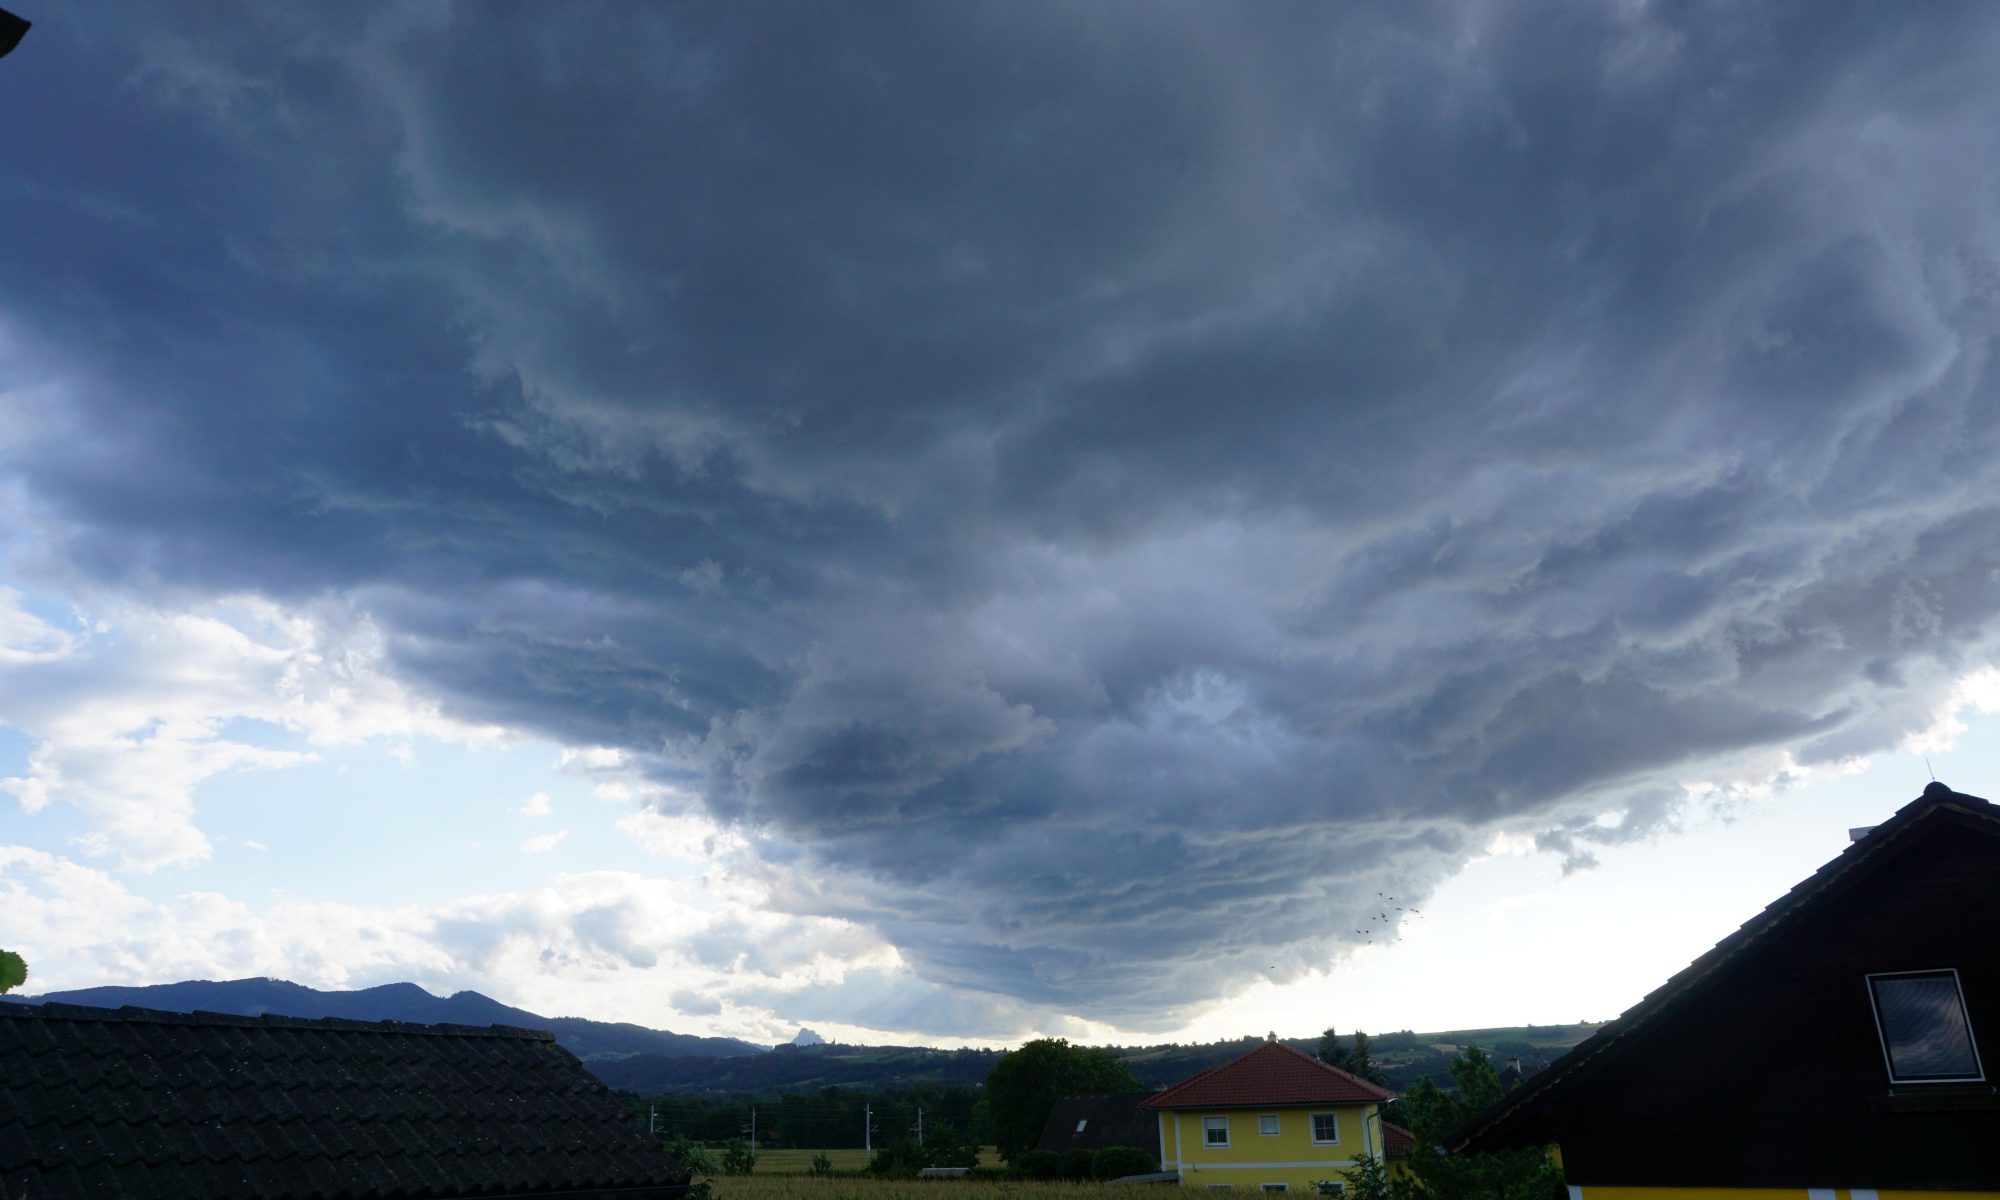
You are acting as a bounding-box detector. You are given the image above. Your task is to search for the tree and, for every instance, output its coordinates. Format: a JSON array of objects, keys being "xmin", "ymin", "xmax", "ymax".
[
  {"xmin": 1387, "ymin": 1046, "xmax": 1563, "ymax": 1200},
  {"xmin": 1338, "ymin": 1153, "xmax": 1393, "ymax": 1200},
  {"xmin": 1317, "ymin": 1027, "xmax": 1358, "ymax": 1073},
  {"xmin": 984, "ymin": 1038, "xmax": 1140, "ymax": 1163},
  {"xmin": 1318, "ymin": 1027, "xmax": 1388, "ymax": 1087},
  {"xmin": 0, "ymin": 950, "xmax": 25, "ymax": 994}
]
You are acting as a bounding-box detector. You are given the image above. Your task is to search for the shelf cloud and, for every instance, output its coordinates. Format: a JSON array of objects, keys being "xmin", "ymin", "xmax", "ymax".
[{"xmin": 5, "ymin": 2, "xmax": 2000, "ymax": 1025}]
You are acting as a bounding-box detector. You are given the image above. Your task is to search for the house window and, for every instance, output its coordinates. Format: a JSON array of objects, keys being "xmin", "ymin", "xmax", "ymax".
[
  {"xmin": 1310, "ymin": 1112, "xmax": 1339, "ymax": 1144},
  {"xmin": 1868, "ymin": 969, "xmax": 1985, "ymax": 1084},
  {"xmin": 1076, "ymin": 1119, "xmax": 1088, "ymax": 1133},
  {"xmin": 1258, "ymin": 1113, "xmax": 1280, "ymax": 1136},
  {"xmin": 1203, "ymin": 1116, "xmax": 1230, "ymax": 1146}
]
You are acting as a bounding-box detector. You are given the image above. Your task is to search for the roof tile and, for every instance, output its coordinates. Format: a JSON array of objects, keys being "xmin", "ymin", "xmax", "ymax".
[
  {"xmin": 0, "ymin": 1002, "xmax": 686, "ymax": 1198},
  {"xmin": 1142, "ymin": 1042, "xmax": 1394, "ymax": 1109}
]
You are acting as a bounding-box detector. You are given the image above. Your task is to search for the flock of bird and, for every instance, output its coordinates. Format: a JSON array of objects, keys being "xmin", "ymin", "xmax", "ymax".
[
  {"xmin": 1354, "ymin": 893, "xmax": 1420, "ymax": 944},
  {"xmin": 1265, "ymin": 892, "xmax": 1426, "ymax": 972}
]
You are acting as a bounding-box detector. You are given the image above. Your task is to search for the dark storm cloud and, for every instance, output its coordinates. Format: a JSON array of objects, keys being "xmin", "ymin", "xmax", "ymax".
[{"xmin": 7, "ymin": 1, "xmax": 2000, "ymax": 1027}]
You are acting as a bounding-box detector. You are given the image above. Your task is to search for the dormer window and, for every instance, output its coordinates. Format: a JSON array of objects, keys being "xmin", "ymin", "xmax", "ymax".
[{"xmin": 1868, "ymin": 969, "xmax": 1985, "ymax": 1084}]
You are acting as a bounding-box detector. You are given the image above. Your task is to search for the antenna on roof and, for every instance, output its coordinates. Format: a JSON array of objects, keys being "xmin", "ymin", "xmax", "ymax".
[{"xmin": 1926, "ymin": 757, "xmax": 1936, "ymax": 782}]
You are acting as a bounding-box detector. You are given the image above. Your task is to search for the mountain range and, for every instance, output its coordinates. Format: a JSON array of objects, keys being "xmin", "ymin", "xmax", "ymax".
[
  {"xmin": 2, "ymin": 977, "xmax": 765, "ymax": 1063},
  {"xmin": 5, "ymin": 976, "xmax": 1605, "ymax": 1096}
]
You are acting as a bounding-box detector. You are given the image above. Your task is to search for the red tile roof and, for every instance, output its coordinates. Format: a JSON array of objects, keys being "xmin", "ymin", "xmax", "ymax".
[
  {"xmin": 1382, "ymin": 1121, "xmax": 1415, "ymax": 1160},
  {"xmin": 1140, "ymin": 1041, "xmax": 1394, "ymax": 1109}
]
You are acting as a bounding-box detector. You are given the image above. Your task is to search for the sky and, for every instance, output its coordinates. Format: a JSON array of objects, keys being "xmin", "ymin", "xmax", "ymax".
[{"xmin": 5, "ymin": 1, "xmax": 2000, "ymax": 1049}]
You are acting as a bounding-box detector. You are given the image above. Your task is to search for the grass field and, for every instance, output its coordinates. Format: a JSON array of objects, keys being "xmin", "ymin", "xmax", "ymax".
[
  {"xmin": 751, "ymin": 1148, "xmax": 1002, "ymax": 1175},
  {"xmin": 714, "ymin": 1178, "xmax": 1149, "ymax": 1200}
]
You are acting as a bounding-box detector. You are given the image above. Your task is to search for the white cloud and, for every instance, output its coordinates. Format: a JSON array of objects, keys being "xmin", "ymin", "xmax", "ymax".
[
  {"xmin": 243, "ymin": 840, "xmax": 269, "ymax": 853},
  {"xmin": 0, "ymin": 844, "xmax": 1027, "ymax": 1041},
  {"xmin": 520, "ymin": 829, "xmax": 569, "ymax": 853},
  {"xmin": 520, "ymin": 791, "xmax": 552, "ymax": 817},
  {"xmin": 0, "ymin": 592, "xmax": 512, "ymax": 871}
]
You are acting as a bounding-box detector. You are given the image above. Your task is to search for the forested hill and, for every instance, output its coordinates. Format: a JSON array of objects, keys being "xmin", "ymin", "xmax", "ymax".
[
  {"xmin": 6, "ymin": 975, "xmax": 1602, "ymax": 1095},
  {"xmin": 2, "ymin": 977, "xmax": 764, "ymax": 1062},
  {"xmin": 596, "ymin": 1024, "xmax": 1606, "ymax": 1096}
]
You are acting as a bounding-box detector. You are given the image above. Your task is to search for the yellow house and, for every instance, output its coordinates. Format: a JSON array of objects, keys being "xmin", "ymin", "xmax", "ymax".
[{"xmin": 1144, "ymin": 1036, "xmax": 1413, "ymax": 1194}]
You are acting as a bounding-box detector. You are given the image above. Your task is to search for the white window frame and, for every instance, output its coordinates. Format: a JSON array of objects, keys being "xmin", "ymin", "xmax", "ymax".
[
  {"xmin": 1309, "ymin": 1112, "xmax": 1340, "ymax": 1145},
  {"xmin": 1866, "ymin": 968, "xmax": 1986, "ymax": 1085},
  {"xmin": 1203, "ymin": 1115, "xmax": 1231, "ymax": 1147},
  {"xmin": 1257, "ymin": 1113, "xmax": 1280, "ymax": 1137}
]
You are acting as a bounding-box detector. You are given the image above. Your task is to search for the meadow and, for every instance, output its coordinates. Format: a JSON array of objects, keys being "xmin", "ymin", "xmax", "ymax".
[{"xmin": 713, "ymin": 1177, "xmax": 1151, "ymax": 1200}]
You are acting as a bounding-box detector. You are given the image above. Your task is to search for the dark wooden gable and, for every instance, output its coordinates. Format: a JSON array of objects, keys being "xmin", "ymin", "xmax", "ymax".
[{"xmin": 1454, "ymin": 783, "xmax": 2000, "ymax": 1189}]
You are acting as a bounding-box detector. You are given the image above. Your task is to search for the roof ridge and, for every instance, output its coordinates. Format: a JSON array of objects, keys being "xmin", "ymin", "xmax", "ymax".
[
  {"xmin": 1449, "ymin": 783, "xmax": 1999, "ymax": 1150},
  {"xmin": 0, "ymin": 1001, "xmax": 557, "ymax": 1041}
]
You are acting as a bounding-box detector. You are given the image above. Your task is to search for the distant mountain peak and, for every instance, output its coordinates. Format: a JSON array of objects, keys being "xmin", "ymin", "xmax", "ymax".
[{"xmin": 791, "ymin": 1027, "xmax": 826, "ymax": 1047}]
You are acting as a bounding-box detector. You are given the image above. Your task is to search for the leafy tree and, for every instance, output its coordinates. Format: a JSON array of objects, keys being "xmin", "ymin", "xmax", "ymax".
[
  {"xmin": 1317, "ymin": 1027, "xmax": 1359, "ymax": 1073},
  {"xmin": 1318, "ymin": 1027, "xmax": 1388, "ymax": 1087},
  {"xmin": 0, "ymin": 950, "xmax": 25, "ymax": 995},
  {"xmin": 1091, "ymin": 1145, "xmax": 1157, "ymax": 1180},
  {"xmin": 1388, "ymin": 1047, "xmax": 1564, "ymax": 1200},
  {"xmin": 1338, "ymin": 1154, "xmax": 1393, "ymax": 1200},
  {"xmin": 984, "ymin": 1038, "xmax": 1140, "ymax": 1162}
]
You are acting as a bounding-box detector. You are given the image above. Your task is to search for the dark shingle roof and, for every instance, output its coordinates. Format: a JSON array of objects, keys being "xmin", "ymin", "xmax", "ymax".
[
  {"xmin": 1, "ymin": 1001, "xmax": 689, "ymax": 1199},
  {"xmin": 1140, "ymin": 1041, "xmax": 1393, "ymax": 1109},
  {"xmin": 1035, "ymin": 1093, "xmax": 1158, "ymax": 1157}
]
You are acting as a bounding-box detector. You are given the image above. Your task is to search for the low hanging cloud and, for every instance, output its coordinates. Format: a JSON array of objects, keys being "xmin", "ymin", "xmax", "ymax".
[{"xmin": 6, "ymin": 2, "xmax": 2000, "ymax": 1027}]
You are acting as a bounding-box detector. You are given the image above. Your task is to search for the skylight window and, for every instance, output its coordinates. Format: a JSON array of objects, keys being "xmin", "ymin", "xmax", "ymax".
[{"xmin": 1868, "ymin": 969, "xmax": 1984, "ymax": 1084}]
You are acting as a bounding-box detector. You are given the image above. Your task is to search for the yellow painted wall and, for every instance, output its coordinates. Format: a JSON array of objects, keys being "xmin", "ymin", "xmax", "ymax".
[{"xmin": 1158, "ymin": 1104, "xmax": 1386, "ymax": 1194}]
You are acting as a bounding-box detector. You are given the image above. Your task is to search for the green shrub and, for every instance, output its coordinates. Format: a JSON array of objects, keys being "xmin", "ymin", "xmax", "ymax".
[
  {"xmin": 719, "ymin": 1140, "xmax": 757, "ymax": 1175},
  {"xmin": 1017, "ymin": 1150, "xmax": 1062, "ymax": 1180},
  {"xmin": 809, "ymin": 1152, "xmax": 835, "ymax": 1176},
  {"xmin": 1092, "ymin": 1145, "xmax": 1158, "ymax": 1180},
  {"xmin": 1061, "ymin": 1148, "xmax": 1097, "ymax": 1181},
  {"xmin": 664, "ymin": 1136, "xmax": 720, "ymax": 1178}
]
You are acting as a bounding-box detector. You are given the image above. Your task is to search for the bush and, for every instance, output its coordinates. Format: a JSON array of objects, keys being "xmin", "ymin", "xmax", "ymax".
[
  {"xmin": 1017, "ymin": 1150, "xmax": 1062, "ymax": 1180},
  {"xmin": 719, "ymin": 1140, "xmax": 757, "ymax": 1175},
  {"xmin": 1092, "ymin": 1146, "xmax": 1158, "ymax": 1181},
  {"xmin": 1061, "ymin": 1148, "xmax": 1097, "ymax": 1181},
  {"xmin": 664, "ymin": 1136, "xmax": 720, "ymax": 1178},
  {"xmin": 869, "ymin": 1129, "xmax": 982, "ymax": 1177},
  {"xmin": 809, "ymin": 1152, "xmax": 834, "ymax": 1177},
  {"xmin": 868, "ymin": 1139, "xmax": 928, "ymax": 1177}
]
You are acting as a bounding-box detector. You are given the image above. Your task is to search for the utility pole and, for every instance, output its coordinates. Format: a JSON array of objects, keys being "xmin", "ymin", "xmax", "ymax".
[
  {"xmin": 865, "ymin": 1103, "xmax": 872, "ymax": 1153},
  {"xmin": 913, "ymin": 1107, "xmax": 924, "ymax": 1147}
]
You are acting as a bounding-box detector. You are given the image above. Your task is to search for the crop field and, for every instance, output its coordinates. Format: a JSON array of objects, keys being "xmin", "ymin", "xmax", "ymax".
[
  {"xmin": 752, "ymin": 1148, "xmax": 1001, "ymax": 1175},
  {"xmin": 712, "ymin": 1177, "xmax": 1149, "ymax": 1200},
  {"xmin": 751, "ymin": 1149, "xmax": 876, "ymax": 1174}
]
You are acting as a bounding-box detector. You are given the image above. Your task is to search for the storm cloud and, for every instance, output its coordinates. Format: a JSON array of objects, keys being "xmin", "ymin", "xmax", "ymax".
[{"xmin": 6, "ymin": 1, "xmax": 2000, "ymax": 1023}]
